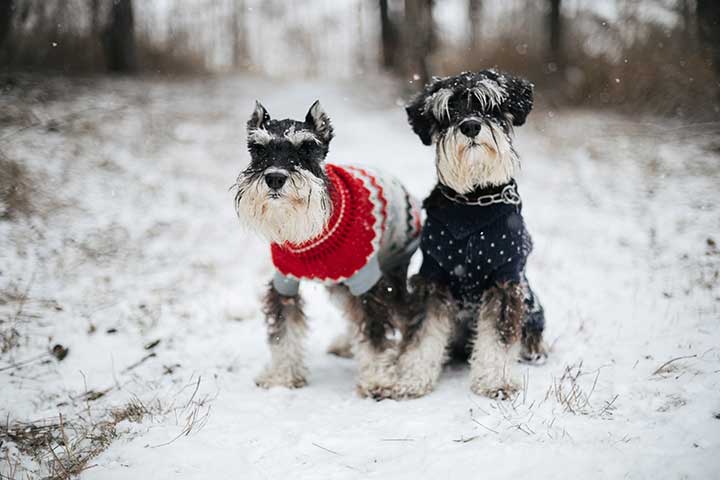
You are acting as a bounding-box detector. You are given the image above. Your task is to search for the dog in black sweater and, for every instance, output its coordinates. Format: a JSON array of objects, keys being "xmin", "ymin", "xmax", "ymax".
[{"xmin": 391, "ymin": 70, "xmax": 546, "ymax": 400}]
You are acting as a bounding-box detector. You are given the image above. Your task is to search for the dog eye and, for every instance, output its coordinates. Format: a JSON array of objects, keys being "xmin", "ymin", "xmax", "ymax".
[
  {"xmin": 299, "ymin": 140, "xmax": 320, "ymax": 153},
  {"xmin": 248, "ymin": 143, "xmax": 266, "ymax": 154}
]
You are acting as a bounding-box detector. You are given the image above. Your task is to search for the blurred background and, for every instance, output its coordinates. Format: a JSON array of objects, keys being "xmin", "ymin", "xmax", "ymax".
[
  {"xmin": 1, "ymin": 2, "xmax": 719, "ymax": 478},
  {"xmin": 1, "ymin": 0, "xmax": 719, "ymax": 118}
]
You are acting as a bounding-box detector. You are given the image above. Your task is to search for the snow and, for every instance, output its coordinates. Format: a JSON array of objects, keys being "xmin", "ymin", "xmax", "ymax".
[{"xmin": 1, "ymin": 74, "xmax": 719, "ymax": 479}]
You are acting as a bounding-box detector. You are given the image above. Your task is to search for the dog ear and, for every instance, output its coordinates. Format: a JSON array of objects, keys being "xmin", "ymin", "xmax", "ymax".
[
  {"xmin": 406, "ymin": 82, "xmax": 443, "ymax": 146},
  {"xmin": 502, "ymin": 75, "xmax": 534, "ymax": 126},
  {"xmin": 305, "ymin": 100, "xmax": 334, "ymax": 143},
  {"xmin": 248, "ymin": 101, "xmax": 270, "ymax": 130}
]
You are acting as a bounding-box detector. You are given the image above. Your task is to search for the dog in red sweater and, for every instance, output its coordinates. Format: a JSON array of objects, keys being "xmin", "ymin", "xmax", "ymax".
[{"xmin": 233, "ymin": 101, "xmax": 421, "ymax": 397}]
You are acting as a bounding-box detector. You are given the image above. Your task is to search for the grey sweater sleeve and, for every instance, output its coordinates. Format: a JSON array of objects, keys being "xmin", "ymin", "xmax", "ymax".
[
  {"xmin": 272, "ymin": 271, "xmax": 300, "ymax": 296},
  {"xmin": 344, "ymin": 255, "xmax": 382, "ymax": 296}
]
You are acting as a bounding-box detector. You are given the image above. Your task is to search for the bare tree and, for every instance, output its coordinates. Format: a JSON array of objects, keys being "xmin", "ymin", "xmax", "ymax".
[
  {"xmin": 697, "ymin": 0, "xmax": 720, "ymax": 78},
  {"xmin": 547, "ymin": 0, "xmax": 563, "ymax": 71},
  {"xmin": 404, "ymin": 0, "xmax": 435, "ymax": 85},
  {"xmin": 678, "ymin": 0, "xmax": 693, "ymax": 45},
  {"xmin": 90, "ymin": 0, "xmax": 101, "ymax": 36},
  {"xmin": 104, "ymin": 0, "xmax": 136, "ymax": 72},
  {"xmin": 0, "ymin": 0, "xmax": 14, "ymax": 52},
  {"xmin": 231, "ymin": 0, "xmax": 249, "ymax": 68},
  {"xmin": 468, "ymin": 0, "xmax": 483, "ymax": 51},
  {"xmin": 378, "ymin": 0, "xmax": 400, "ymax": 70}
]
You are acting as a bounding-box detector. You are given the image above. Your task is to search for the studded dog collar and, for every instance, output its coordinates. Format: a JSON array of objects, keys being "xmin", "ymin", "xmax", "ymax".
[{"xmin": 438, "ymin": 180, "xmax": 520, "ymax": 206}]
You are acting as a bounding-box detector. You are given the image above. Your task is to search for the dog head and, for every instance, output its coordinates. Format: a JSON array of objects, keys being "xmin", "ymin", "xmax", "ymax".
[
  {"xmin": 234, "ymin": 100, "xmax": 334, "ymax": 244},
  {"xmin": 406, "ymin": 70, "xmax": 533, "ymax": 193}
]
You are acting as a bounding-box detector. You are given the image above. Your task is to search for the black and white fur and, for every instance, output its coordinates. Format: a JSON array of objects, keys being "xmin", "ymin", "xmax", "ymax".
[
  {"xmin": 234, "ymin": 101, "xmax": 409, "ymax": 398},
  {"xmin": 393, "ymin": 70, "xmax": 547, "ymax": 400}
]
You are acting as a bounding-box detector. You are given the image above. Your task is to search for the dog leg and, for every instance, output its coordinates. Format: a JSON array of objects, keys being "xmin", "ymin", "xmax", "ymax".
[
  {"xmin": 470, "ymin": 282, "xmax": 523, "ymax": 399},
  {"xmin": 353, "ymin": 332, "xmax": 399, "ymax": 400},
  {"xmin": 521, "ymin": 318, "xmax": 547, "ymax": 364},
  {"xmin": 325, "ymin": 285, "xmax": 359, "ymax": 359},
  {"xmin": 391, "ymin": 278, "xmax": 454, "ymax": 399},
  {"xmin": 255, "ymin": 283, "xmax": 309, "ymax": 389},
  {"xmin": 329, "ymin": 283, "xmax": 399, "ymax": 399},
  {"xmin": 520, "ymin": 278, "xmax": 548, "ymax": 364}
]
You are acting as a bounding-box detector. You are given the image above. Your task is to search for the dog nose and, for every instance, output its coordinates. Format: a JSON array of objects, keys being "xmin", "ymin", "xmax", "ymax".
[
  {"xmin": 264, "ymin": 172, "xmax": 288, "ymax": 191},
  {"xmin": 460, "ymin": 120, "xmax": 482, "ymax": 138}
]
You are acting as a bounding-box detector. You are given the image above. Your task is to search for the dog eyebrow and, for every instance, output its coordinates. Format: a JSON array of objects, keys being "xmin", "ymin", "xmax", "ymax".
[
  {"xmin": 470, "ymin": 79, "xmax": 507, "ymax": 110},
  {"xmin": 248, "ymin": 128, "xmax": 274, "ymax": 145},
  {"xmin": 284, "ymin": 128, "xmax": 320, "ymax": 146},
  {"xmin": 425, "ymin": 88, "xmax": 454, "ymax": 121}
]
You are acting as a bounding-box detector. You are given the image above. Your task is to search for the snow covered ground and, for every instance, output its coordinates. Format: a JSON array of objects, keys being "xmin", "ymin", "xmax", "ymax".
[{"xmin": 1, "ymin": 74, "xmax": 719, "ymax": 479}]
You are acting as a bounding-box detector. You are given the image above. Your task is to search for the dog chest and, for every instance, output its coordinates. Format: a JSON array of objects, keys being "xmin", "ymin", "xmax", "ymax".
[{"xmin": 420, "ymin": 202, "xmax": 532, "ymax": 301}]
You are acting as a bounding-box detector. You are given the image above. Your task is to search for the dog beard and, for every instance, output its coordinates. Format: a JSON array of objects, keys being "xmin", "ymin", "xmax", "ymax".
[
  {"xmin": 435, "ymin": 122, "xmax": 518, "ymax": 194},
  {"xmin": 234, "ymin": 169, "xmax": 331, "ymax": 244}
]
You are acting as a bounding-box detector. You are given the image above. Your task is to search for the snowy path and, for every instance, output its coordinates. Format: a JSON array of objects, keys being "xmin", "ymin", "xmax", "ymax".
[{"xmin": 1, "ymin": 75, "xmax": 718, "ymax": 479}]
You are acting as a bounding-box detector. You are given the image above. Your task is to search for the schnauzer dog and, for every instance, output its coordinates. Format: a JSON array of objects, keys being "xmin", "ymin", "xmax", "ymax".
[
  {"xmin": 233, "ymin": 100, "xmax": 421, "ymax": 397},
  {"xmin": 392, "ymin": 70, "xmax": 546, "ymax": 400}
]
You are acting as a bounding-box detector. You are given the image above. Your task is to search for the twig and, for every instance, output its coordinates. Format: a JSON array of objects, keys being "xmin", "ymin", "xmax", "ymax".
[
  {"xmin": 12, "ymin": 270, "xmax": 36, "ymax": 323},
  {"xmin": 182, "ymin": 377, "xmax": 201, "ymax": 410},
  {"xmin": 46, "ymin": 439, "xmax": 72, "ymax": 480},
  {"xmin": 548, "ymin": 417, "xmax": 556, "ymax": 429},
  {"xmin": 467, "ymin": 395, "xmax": 490, "ymax": 415},
  {"xmin": 471, "ymin": 418, "xmax": 499, "ymax": 434},
  {"xmin": 599, "ymin": 394, "xmax": 620, "ymax": 416},
  {"xmin": 121, "ymin": 352, "xmax": 156, "ymax": 373},
  {"xmin": 513, "ymin": 423, "xmax": 534, "ymax": 435},
  {"xmin": 581, "ymin": 370, "xmax": 601, "ymax": 410},
  {"xmin": 652, "ymin": 355, "xmax": 697, "ymax": 376},
  {"xmin": 312, "ymin": 442, "xmax": 341, "ymax": 455},
  {"xmin": 0, "ymin": 353, "xmax": 49, "ymax": 372},
  {"xmin": 452, "ymin": 435, "xmax": 480, "ymax": 443}
]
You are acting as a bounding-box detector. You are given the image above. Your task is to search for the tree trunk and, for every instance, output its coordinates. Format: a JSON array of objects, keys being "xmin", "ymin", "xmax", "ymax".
[
  {"xmin": 547, "ymin": 0, "xmax": 563, "ymax": 70},
  {"xmin": 0, "ymin": 0, "xmax": 14, "ymax": 51},
  {"xmin": 697, "ymin": 0, "xmax": 720, "ymax": 78},
  {"xmin": 90, "ymin": 0, "xmax": 101, "ymax": 36},
  {"xmin": 104, "ymin": 0, "xmax": 136, "ymax": 72},
  {"xmin": 467, "ymin": 0, "xmax": 482, "ymax": 52},
  {"xmin": 404, "ymin": 0, "xmax": 434, "ymax": 85},
  {"xmin": 379, "ymin": 0, "xmax": 399, "ymax": 70},
  {"xmin": 231, "ymin": 0, "xmax": 248, "ymax": 68}
]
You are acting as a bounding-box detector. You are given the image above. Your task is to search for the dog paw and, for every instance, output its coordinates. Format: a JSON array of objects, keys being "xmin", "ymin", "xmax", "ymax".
[
  {"xmin": 470, "ymin": 378, "xmax": 519, "ymax": 400},
  {"xmin": 356, "ymin": 381, "xmax": 396, "ymax": 401},
  {"xmin": 326, "ymin": 334, "xmax": 354, "ymax": 359},
  {"xmin": 520, "ymin": 341, "xmax": 548, "ymax": 365},
  {"xmin": 254, "ymin": 368, "xmax": 307, "ymax": 389},
  {"xmin": 389, "ymin": 381, "xmax": 435, "ymax": 400},
  {"xmin": 355, "ymin": 369, "xmax": 399, "ymax": 400},
  {"xmin": 380, "ymin": 358, "xmax": 443, "ymax": 400}
]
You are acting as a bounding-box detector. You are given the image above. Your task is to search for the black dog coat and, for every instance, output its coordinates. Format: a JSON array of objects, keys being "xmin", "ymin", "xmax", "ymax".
[{"xmin": 419, "ymin": 180, "xmax": 533, "ymax": 306}]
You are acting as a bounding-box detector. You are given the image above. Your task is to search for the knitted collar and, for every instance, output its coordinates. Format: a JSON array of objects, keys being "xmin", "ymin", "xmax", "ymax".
[{"xmin": 270, "ymin": 164, "xmax": 381, "ymax": 282}]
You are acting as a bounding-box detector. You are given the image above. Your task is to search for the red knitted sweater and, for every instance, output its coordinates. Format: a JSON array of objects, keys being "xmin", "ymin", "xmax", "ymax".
[{"xmin": 270, "ymin": 164, "xmax": 387, "ymax": 282}]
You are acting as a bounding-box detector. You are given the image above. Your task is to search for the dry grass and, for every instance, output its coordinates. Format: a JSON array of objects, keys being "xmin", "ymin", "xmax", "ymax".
[
  {"xmin": 0, "ymin": 267, "xmax": 39, "ymax": 358},
  {"xmin": 0, "ymin": 401, "xmax": 147, "ymax": 479},
  {"xmin": 0, "ymin": 154, "xmax": 33, "ymax": 221},
  {"xmin": 542, "ymin": 362, "xmax": 614, "ymax": 416},
  {"xmin": 0, "ymin": 376, "xmax": 213, "ymax": 479},
  {"xmin": 462, "ymin": 361, "xmax": 618, "ymax": 444}
]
